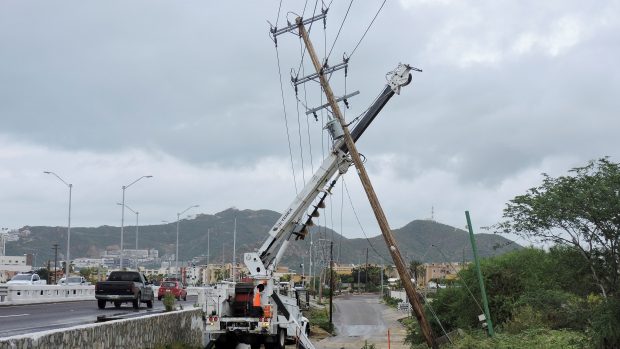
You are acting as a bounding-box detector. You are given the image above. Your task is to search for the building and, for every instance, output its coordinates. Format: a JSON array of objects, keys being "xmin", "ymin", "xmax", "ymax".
[
  {"xmin": 420, "ymin": 262, "xmax": 466, "ymax": 286},
  {"xmin": 332, "ymin": 263, "xmax": 355, "ymax": 275},
  {"xmin": 200, "ymin": 263, "xmax": 249, "ymax": 285},
  {"xmin": 0, "ymin": 255, "xmax": 32, "ymax": 283}
]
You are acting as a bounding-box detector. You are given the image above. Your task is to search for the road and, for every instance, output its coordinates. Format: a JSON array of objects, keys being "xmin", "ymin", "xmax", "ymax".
[
  {"xmin": 315, "ymin": 294, "xmax": 409, "ymax": 349},
  {"xmin": 0, "ymin": 296, "xmax": 197, "ymax": 338}
]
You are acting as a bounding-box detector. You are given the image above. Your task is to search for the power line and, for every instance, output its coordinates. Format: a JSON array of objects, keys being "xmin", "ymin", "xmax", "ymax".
[
  {"xmin": 434, "ymin": 244, "xmax": 485, "ymax": 315},
  {"xmin": 295, "ymin": 39, "xmax": 308, "ymax": 185},
  {"xmin": 326, "ymin": 0, "xmax": 354, "ymax": 62},
  {"xmin": 274, "ymin": 45, "xmax": 299, "ymax": 194},
  {"xmin": 343, "ymin": 178, "xmax": 391, "ymax": 261},
  {"xmin": 275, "ymin": 0, "xmax": 283, "ymax": 27},
  {"xmin": 349, "ymin": 0, "xmax": 387, "ymax": 58},
  {"xmin": 294, "ymin": 0, "xmax": 321, "ymax": 82}
]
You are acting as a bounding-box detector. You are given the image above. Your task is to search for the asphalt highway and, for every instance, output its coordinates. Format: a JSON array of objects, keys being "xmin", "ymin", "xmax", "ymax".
[{"xmin": 0, "ymin": 296, "xmax": 197, "ymax": 338}]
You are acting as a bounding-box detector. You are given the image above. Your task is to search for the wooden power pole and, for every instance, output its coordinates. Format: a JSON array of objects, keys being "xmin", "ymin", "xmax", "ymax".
[{"xmin": 297, "ymin": 17, "xmax": 438, "ymax": 349}]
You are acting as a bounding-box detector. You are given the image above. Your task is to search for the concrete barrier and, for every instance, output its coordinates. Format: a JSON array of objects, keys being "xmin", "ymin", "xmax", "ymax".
[
  {"xmin": 0, "ymin": 308, "xmax": 204, "ymax": 349},
  {"xmin": 0, "ymin": 284, "xmax": 200, "ymax": 306},
  {"xmin": 0, "ymin": 285, "xmax": 95, "ymax": 305}
]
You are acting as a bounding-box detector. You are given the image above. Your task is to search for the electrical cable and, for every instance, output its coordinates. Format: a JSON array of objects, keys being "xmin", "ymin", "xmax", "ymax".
[
  {"xmin": 433, "ymin": 245, "xmax": 485, "ymax": 314},
  {"xmin": 294, "ymin": 0, "xmax": 320, "ymax": 82},
  {"xmin": 420, "ymin": 292, "xmax": 453, "ymax": 343},
  {"xmin": 274, "ymin": 45, "xmax": 299, "ymax": 195},
  {"xmin": 295, "ymin": 40, "xmax": 308, "ymax": 185},
  {"xmin": 300, "ymin": 52, "xmax": 315, "ymax": 173},
  {"xmin": 326, "ymin": 0, "xmax": 354, "ymax": 62},
  {"xmin": 275, "ymin": 0, "xmax": 283, "ymax": 27},
  {"xmin": 349, "ymin": 0, "xmax": 387, "ymax": 59},
  {"xmin": 343, "ymin": 178, "xmax": 391, "ymax": 262}
]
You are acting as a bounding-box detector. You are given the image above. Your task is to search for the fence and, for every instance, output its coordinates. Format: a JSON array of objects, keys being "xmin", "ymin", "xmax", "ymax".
[{"xmin": 0, "ymin": 285, "xmax": 95, "ymax": 305}]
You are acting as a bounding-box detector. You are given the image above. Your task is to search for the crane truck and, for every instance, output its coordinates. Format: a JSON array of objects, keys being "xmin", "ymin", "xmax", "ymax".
[{"xmin": 198, "ymin": 63, "xmax": 414, "ymax": 349}]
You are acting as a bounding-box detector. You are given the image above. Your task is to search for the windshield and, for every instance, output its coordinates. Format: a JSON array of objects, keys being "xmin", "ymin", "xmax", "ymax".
[
  {"xmin": 108, "ymin": 272, "xmax": 141, "ymax": 282},
  {"xmin": 162, "ymin": 282, "xmax": 177, "ymax": 288},
  {"xmin": 67, "ymin": 277, "xmax": 82, "ymax": 283},
  {"xmin": 11, "ymin": 275, "xmax": 31, "ymax": 281}
]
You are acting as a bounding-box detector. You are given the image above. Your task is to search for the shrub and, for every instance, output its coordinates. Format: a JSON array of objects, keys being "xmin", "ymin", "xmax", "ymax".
[
  {"xmin": 504, "ymin": 305, "xmax": 547, "ymax": 334},
  {"xmin": 382, "ymin": 295, "xmax": 400, "ymax": 308},
  {"xmin": 304, "ymin": 307, "xmax": 333, "ymax": 333},
  {"xmin": 590, "ymin": 297, "xmax": 620, "ymax": 349},
  {"xmin": 163, "ymin": 292, "xmax": 176, "ymax": 312}
]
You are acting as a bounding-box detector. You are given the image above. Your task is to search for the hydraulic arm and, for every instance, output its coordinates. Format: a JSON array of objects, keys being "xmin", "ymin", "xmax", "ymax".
[{"xmin": 244, "ymin": 63, "xmax": 414, "ymax": 278}]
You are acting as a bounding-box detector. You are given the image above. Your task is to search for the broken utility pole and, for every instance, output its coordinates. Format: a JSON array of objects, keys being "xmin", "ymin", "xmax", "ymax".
[{"xmin": 296, "ymin": 17, "xmax": 438, "ymax": 349}]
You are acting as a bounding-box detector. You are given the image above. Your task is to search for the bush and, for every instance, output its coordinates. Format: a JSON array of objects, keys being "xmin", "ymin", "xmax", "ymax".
[
  {"xmin": 382, "ymin": 295, "xmax": 400, "ymax": 308},
  {"xmin": 515, "ymin": 290, "xmax": 592, "ymax": 331},
  {"xmin": 590, "ymin": 297, "xmax": 620, "ymax": 349},
  {"xmin": 163, "ymin": 293, "xmax": 176, "ymax": 312},
  {"xmin": 304, "ymin": 307, "xmax": 333, "ymax": 333},
  {"xmin": 504, "ymin": 305, "xmax": 547, "ymax": 334},
  {"xmin": 426, "ymin": 329, "xmax": 589, "ymax": 349}
]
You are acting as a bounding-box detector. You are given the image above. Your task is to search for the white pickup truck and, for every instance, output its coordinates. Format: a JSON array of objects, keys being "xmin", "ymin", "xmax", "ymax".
[{"xmin": 6, "ymin": 273, "xmax": 47, "ymax": 285}]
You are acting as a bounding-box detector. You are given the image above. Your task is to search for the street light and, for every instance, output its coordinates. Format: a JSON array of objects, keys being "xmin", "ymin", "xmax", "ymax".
[
  {"xmin": 117, "ymin": 203, "xmax": 139, "ymax": 249},
  {"xmin": 120, "ymin": 175, "xmax": 152, "ymax": 269},
  {"xmin": 43, "ymin": 171, "xmax": 72, "ymax": 279},
  {"xmin": 117, "ymin": 203, "xmax": 139, "ymax": 269},
  {"xmin": 176, "ymin": 204, "xmax": 199, "ymax": 273}
]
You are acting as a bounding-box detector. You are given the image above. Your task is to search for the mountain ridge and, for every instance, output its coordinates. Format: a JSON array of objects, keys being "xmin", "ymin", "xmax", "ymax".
[{"xmin": 6, "ymin": 208, "xmax": 520, "ymax": 269}]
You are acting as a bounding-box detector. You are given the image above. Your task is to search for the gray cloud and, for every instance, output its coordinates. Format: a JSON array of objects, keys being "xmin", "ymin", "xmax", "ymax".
[{"xmin": 0, "ymin": 0, "xmax": 619, "ymax": 245}]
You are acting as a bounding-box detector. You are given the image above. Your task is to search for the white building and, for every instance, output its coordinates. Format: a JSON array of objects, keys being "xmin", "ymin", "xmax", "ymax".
[
  {"xmin": 73, "ymin": 258, "xmax": 105, "ymax": 269},
  {"xmin": 0, "ymin": 255, "xmax": 31, "ymax": 283}
]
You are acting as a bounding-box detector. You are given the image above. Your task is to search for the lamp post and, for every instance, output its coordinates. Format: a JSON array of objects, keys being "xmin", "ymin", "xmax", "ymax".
[
  {"xmin": 120, "ymin": 175, "xmax": 152, "ymax": 269},
  {"xmin": 118, "ymin": 203, "xmax": 139, "ymax": 269},
  {"xmin": 43, "ymin": 171, "xmax": 72, "ymax": 279},
  {"xmin": 176, "ymin": 204, "xmax": 199, "ymax": 273}
]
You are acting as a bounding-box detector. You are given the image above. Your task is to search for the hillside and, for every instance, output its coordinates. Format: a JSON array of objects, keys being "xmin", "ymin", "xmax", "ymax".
[{"xmin": 5, "ymin": 208, "xmax": 520, "ymax": 269}]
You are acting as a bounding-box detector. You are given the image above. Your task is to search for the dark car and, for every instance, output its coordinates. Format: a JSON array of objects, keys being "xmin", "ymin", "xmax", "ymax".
[
  {"xmin": 95, "ymin": 271, "xmax": 154, "ymax": 309},
  {"xmin": 158, "ymin": 280, "xmax": 187, "ymax": 301}
]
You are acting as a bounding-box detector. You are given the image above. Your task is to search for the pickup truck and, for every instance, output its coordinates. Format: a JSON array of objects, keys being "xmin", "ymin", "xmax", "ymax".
[{"xmin": 95, "ymin": 271, "xmax": 154, "ymax": 309}]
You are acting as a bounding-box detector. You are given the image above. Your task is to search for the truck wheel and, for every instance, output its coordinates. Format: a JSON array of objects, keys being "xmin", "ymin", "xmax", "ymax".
[
  {"xmin": 133, "ymin": 293, "xmax": 140, "ymax": 309},
  {"xmin": 273, "ymin": 329, "xmax": 286, "ymax": 349},
  {"xmin": 158, "ymin": 296, "xmax": 162, "ymax": 301},
  {"xmin": 114, "ymin": 301, "xmax": 121, "ymax": 308},
  {"xmin": 183, "ymin": 295, "xmax": 187, "ymax": 301},
  {"xmin": 97, "ymin": 300, "xmax": 106, "ymax": 309},
  {"xmin": 146, "ymin": 300, "xmax": 153, "ymax": 308}
]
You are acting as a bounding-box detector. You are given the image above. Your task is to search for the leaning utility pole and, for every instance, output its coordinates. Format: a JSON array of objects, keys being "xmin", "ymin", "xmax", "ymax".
[{"xmin": 297, "ymin": 17, "xmax": 437, "ymax": 348}]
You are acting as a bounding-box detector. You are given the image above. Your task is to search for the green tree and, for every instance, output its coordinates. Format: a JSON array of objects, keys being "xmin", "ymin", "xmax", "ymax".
[
  {"xmin": 409, "ymin": 260, "xmax": 424, "ymax": 284},
  {"xmin": 35, "ymin": 267, "xmax": 49, "ymax": 282},
  {"xmin": 494, "ymin": 158, "xmax": 620, "ymax": 298}
]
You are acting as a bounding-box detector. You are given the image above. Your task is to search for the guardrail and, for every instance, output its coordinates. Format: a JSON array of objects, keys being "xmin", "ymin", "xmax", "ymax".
[
  {"xmin": 0, "ymin": 284, "xmax": 95, "ymax": 305},
  {"xmin": 0, "ymin": 284, "xmax": 203, "ymax": 306}
]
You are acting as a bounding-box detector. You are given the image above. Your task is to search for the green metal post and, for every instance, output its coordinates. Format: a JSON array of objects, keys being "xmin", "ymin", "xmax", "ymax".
[{"xmin": 465, "ymin": 211, "xmax": 495, "ymax": 337}]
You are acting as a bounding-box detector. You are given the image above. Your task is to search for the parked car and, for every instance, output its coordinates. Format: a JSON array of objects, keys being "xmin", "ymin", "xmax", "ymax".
[
  {"xmin": 58, "ymin": 276, "xmax": 88, "ymax": 286},
  {"xmin": 6, "ymin": 273, "xmax": 47, "ymax": 285},
  {"xmin": 158, "ymin": 280, "xmax": 187, "ymax": 301},
  {"xmin": 95, "ymin": 271, "xmax": 154, "ymax": 309}
]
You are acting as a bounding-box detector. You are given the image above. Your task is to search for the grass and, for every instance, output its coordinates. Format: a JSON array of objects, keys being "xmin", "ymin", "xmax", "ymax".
[
  {"xmin": 304, "ymin": 307, "xmax": 334, "ymax": 334},
  {"xmin": 408, "ymin": 328, "xmax": 589, "ymax": 349}
]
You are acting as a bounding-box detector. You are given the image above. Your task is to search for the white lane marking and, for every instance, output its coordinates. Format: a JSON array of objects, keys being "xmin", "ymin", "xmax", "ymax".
[{"xmin": 0, "ymin": 314, "xmax": 30, "ymax": 318}]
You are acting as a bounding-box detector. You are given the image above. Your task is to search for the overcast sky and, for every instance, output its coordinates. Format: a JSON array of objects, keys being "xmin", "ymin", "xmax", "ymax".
[{"xmin": 1, "ymin": 0, "xmax": 618, "ymax": 247}]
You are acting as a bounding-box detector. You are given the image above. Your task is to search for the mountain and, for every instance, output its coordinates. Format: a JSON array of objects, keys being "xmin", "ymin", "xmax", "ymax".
[{"xmin": 5, "ymin": 208, "xmax": 520, "ymax": 269}]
